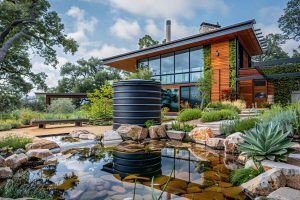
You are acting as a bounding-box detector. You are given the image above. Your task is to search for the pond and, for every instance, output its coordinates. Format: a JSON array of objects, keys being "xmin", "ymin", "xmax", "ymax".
[{"xmin": 13, "ymin": 138, "xmax": 247, "ymax": 200}]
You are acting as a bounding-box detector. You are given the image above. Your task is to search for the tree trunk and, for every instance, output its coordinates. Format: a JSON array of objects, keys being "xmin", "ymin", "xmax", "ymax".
[{"xmin": 0, "ymin": 31, "xmax": 28, "ymax": 62}]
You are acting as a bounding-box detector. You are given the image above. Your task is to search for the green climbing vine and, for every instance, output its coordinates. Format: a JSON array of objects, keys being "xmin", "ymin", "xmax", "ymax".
[
  {"xmin": 198, "ymin": 45, "xmax": 212, "ymax": 104},
  {"xmin": 229, "ymin": 39, "xmax": 237, "ymax": 90},
  {"xmin": 260, "ymin": 63, "xmax": 300, "ymax": 105}
]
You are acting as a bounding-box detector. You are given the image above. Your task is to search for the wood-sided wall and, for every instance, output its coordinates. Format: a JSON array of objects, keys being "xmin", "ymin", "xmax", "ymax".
[{"xmin": 211, "ymin": 40, "xmax": 230, "ymax": 101}]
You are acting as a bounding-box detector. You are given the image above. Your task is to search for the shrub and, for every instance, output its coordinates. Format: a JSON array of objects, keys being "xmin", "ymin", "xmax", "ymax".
[
  {"xmin": 177, "ymin": 109, "xmax": 202, "ymax": 122},
  {"xmin": 0, "ymin": 121, "xmax": 12, "ymax": 131},
  {"xmin": 0, "ymin": 135, "xmax": 32, "ymax": 150},
  {"xmin": 201, "ymin": 109, "xmax": 238, "ymax": 122},
  {"xmin": 145, "ymin": 120, "xmax": 155, "ymax": 128},
  {"xmin": 221, "ymin": 118, "xmax": 259, "ymax": 135},
  {"xmin": 206, "ymin": 101, "xmax": 241, "ymax": 113},
  {"xmin": 48, "ymin": 99, "xmax": 76, "ymax": 114},
  {"xmin": 230, "ymin": 167, "xmax": 264, "ymax": 186},
  {"xmin": 4, "ymin": 119, "xmax": 23, "ymax": 129},
  {"xmin": 126, "ymin": 67, "xmax": 153, "ymax": 80},
  {"xmin": 18, "ymin": 109, "xmax": 41, "ymax": 125},
  {"xmin": 239, "ymin": 122, "xmax": 294, "ymax": 161},
  {"xmin": 222, "ymin": 100, "xmax": 246, "ymax": 111},
  {"xmin": 171, "ymin": 121, "xmax": 196, "ymax": 132},
  {"xmin": 220, "ymin": 120, "xmax": 236, "ymax": 135}
]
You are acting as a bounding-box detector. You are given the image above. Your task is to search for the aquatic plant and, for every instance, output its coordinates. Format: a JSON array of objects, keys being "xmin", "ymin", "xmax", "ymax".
[
  {"xmin": 238, "ymin": 122, "xmax": 294, "ymax": 161},
  {"xmin": 230, "ymin": 167, "xmax": 264, "ymax": 186},
  {"xmin": 0, "ymin": 135, "xmax": 32, "ymax": 151}
]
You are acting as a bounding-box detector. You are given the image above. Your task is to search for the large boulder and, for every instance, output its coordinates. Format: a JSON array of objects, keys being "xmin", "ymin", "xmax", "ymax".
[
  {"xmin": 267, "ymin": 187, "xmax": 300, "ymax": 200},
  {"xmin": 166, "ymin": 130, "xmax": 186, "ymax": 140},
  {"xmin": 206, "ymin": 138, "xmax": 225, "ymax": 150},
  {"xmin": 0, "ymin": 167, "xmax": 13, "ymax": 179},
  {"xmin": 26, "ymin": 149, "xmax": 53, "ymax": 159},
  {"xmin": 223, "ymin": 132, "xmax": 244, "ymax": 153},
  {"xmin": 5, "ymin": 153, "xmax": 28, "ymax": 170},
  {"xmin": 188, "ymin": 127, "xmax": 214, "ymax": 144},
  {"xmin": 26, "ymin": 138, "xmax": 59, "ymax": 150},
  {"xmin": 149, "ymin": 125, "xmax": 167, "ymax": 139},
  {"xmin": 70, "ymin": 130, "xmax": 90, "ymax": 138},
  {"xmin": 241, "ymin": 168, "xmax": 286, "ymax": 196},
  {"xmin": 0, "ymin": 155, "xmax": 6, "ymax": 167},
  {"xmin": 116, "ymin": 124, "xmax": 148, "ymax": 141}
]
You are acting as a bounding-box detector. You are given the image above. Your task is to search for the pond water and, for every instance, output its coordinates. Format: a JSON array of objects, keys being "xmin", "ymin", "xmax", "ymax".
[{"xmin": 26, "ymin": 138, "xmax": 247, "ymax": 200}]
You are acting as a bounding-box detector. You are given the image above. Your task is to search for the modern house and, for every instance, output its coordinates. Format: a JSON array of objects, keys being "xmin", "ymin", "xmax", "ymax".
[{"xmin": 102, "ymin": 19, "xmax": 271, "ymax": 112}]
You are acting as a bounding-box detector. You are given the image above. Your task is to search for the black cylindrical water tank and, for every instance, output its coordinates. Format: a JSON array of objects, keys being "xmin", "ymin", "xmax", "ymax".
[{"xmin": 113, "ymin": 79, "xmax": 161, "ymax": 130}]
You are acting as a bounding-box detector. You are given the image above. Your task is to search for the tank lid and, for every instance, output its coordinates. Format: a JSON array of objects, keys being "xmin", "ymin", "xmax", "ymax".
[{"xmin": 113, "ymin": 79, "xmax": 161, "ymax": 87}]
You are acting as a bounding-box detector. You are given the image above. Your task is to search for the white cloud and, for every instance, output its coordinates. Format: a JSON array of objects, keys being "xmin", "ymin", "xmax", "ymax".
[
  {"xmin": 66, "ymin": 6, "xmax": 98, "ymax": 43},
  {"xmin": 259, "ymin": 6, "xmax": 283, "ymax": 24},
  {"xmin": 107, "ymin": 0, "xmax": 228, "ymax": 19},
  {"xmin": 145, "ymin": 20, "xmax": 162, "ymax": 38},
  {"xmin": 110, "ymin": 19, "xmax": 141, "ymax": 40},
  {"xmin": 88, "ymin": 44, "xmax": 129, "ymax": 58},
  {"xmin": 171, "ymin": 20, "xmax": 198, "ymax": 40}
]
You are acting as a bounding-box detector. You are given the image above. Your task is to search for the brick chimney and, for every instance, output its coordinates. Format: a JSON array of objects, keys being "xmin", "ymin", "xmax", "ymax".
[
  {"xmin": 166, "ymin": 20, "xmax": 171, "ymax": 42},
  {"xmin": 199, "ymin": 22, "xmax": 221, "ymax": 33}
]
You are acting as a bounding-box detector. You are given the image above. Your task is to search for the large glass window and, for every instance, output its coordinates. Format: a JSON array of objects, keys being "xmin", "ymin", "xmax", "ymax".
[
  {"xmin": 190, "ymin": 47, "xmax": 203, "ymax": 72},
  {"xmin": 161, "ymin": 75, "xmax": 174, "ymax": 84},
  {"xmin": 138, "ymin": 59, "xmax": 148, "ymax": 68},
  {"xmin": 162, "ymin": 88, "xmax": 179, "ymax": 112},
  {"xmin": 180, "ymin": 86, "xmax": 201, "ymax": 108},
  {"xmin": 190, "ymin": 72, "xmax": 203, "ymax": 82},
  {"xmin": 149, "ymin": 56, "xmax": 160, "ymax": 75},
  {"xmin": 175, "ymin": 73, "xmax": 189, "ymax": 83},
  {"xmin": 161, "ymin": 53, "xmax": 174, "ymax": 75},
  {"xmin": 175, "ymin": 50, "xmax": 189, "ymax": 73}
]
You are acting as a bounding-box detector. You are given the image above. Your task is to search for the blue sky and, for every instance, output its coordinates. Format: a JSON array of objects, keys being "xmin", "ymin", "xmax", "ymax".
[{"xmin": 31, "ymin": 0, "xmax": 297, "ymax": 89}]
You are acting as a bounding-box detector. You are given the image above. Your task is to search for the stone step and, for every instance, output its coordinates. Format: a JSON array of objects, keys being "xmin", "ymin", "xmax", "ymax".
[{"xmin": 267, "ymin": 187, "xmax": 300, "ymax": 200}]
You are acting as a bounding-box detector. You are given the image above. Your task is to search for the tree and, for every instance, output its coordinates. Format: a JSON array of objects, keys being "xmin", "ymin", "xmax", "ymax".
[
  {"xmin": 253, "ymin": 34, "xmax": 289, "ymax": 62},
  {"xmin": 292, "ymin": 45, "xmax": 300, "ymax": 58},
  {"xmin": 278, "ymin": 0, "xmax": 300, "ymax": 41},
  {"xmin": 0, "ymin": 0, "xmax": 78, "ymax": 111},
  {"xmin": 138, "ymin": 35, "xmax": 159, "ymax": 49},
  {"xmin": 126, "ymin": 67, "xmax": 153, "ymax": 80},
  {"xmin": 56, "ymin": 57, "xmax": 121, "ymax": 93}
]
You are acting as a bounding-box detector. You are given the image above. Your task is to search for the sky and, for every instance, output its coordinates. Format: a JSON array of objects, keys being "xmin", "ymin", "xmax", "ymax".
[{"xmin": 31, "ymin": 0, "xmax": 298, "ymax": 91}]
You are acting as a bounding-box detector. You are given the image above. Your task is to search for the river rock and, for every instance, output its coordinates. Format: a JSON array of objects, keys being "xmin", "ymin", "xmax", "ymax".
[
  {"xmin": 206, "ymin": 137, "xmax": 225, "ymax": 149},
  {"xmin": 0, "ymin": 155, "xmax": 5, "ymax": 167},
  {"xmin": 70, "ymin": 130, "xmax": 91, "ymax": 138},
  {"xmin": 188, "ymin": 127, "xmax": 214, "ymax": 144},
  {"xmin": 166, "ymin": 130, "xmax": 186, "ymax": 140},
  {"xmin": 5, "ymin": 153, "xmax": 28, "ymax": 170},
  {"xmin": 26, "ymin": 138, "xmax": 59, "ymax": 150},
  {"xmin": 26, "ymin": 149, "xmax": 53, "ymax": 159},
  {"xmin": 287, "ymin": 154, "xmax": 300, "ymax": 167},
  {"xmin": 111, "ymin": 185, "xmax": 126, "ymax": 193},
  {"xmin": 267, "ymin": 187, "xmax": 300, "ymax": 200},
  {"xmin": 79, "ymin": 133, "xmax": 97, "ymax": 140},
  {"xmin": 0, "ymin": 167, "xmax": 12, "ymax": 179},
  {"xmin": 223, "ymin": 132, "xmax": 244, "ymax": 153},
  {"xmin": 117, "ymin": 124, "xmax": 148, "ymax": 141},
  {"xmin": 149, "ymin": 125, "xmax": 167, "ymax": 139},
  {"xmin": 241, "ymin": 168, "xmax": 286, "ymax": 196}
]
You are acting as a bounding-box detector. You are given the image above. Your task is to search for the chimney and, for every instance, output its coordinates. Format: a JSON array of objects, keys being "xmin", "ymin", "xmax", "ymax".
[
  {"xmin": 199, "ymin": 22, "xmax": 221, "ymax": 33},
  {"xmin": 166, "ymin": 20, "xmax": 171, "ymax": 42}
]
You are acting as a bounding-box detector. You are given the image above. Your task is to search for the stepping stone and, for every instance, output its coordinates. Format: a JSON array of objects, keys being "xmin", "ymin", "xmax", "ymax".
[
  {"xmin": 267, "ymin": 187, "xmax": 300, "ymax": 200},
  {"xmin": 102, "ymin": 130, "xmax": 122, "ymax": 145},
  {"xmin": 287, "ymin": 154, "xmax": 300, "ymax": 167}
]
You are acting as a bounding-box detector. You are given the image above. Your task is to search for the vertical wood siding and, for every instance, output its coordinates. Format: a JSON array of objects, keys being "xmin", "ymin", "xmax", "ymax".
[{"xmin": 211, "ymin": 40, "xmax": 230, "ymax": 101}]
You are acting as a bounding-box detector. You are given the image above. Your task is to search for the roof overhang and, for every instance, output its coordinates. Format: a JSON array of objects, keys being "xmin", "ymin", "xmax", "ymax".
[{"xmin": 102, "ymin": 19, "xmax": 263, "ymax": 72}]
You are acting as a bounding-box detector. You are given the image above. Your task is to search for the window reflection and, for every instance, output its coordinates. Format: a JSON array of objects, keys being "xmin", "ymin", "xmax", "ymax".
[
  {"xmin": 175, "ymin": 73, "xmax": 189, "ymax": 83},
  {"xmin": 190, "ymin": 72, "xmax": 203, "ymax": 82},
  {"xmin": 190, "ymin": 47, "xmax": 203, "ymax": 72},
  {"xmin": 175, "ymin": 50, "xmax": 189, "ymax": 73},
  {"xmin": 149, "ymin": 56, "xmax": 160, "ymax": 75},
  {"xmin": 162, "ymin": 88, "xmax": 179, "ymax": 112},
  {"xmin": 161, "ymin": 53, "xmax": 174, "ymax": 75},
  {"xmin": 161, "ymin": 75, "xmax": 174, "ymax": 84}
]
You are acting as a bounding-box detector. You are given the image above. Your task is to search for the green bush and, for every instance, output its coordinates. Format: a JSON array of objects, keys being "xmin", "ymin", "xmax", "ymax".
[
  {"xmin": 0, "ymin": 135, "xmax": 32, "ymax": 150},
  {"xmin": 145, "ymin": 119, "xmax": 155, "ymax": 128},
  {"xmin": 0, "ymin": 122, "xmax": 12, "ymax": 131},
  {"xmin": 4, "ymin": 119, "xmax": 23, "ymax": 129},
  {"xmin": 126, "ymin": 67, "xmax": 153, "ymax": 80},
  {"xmin": 239, "ymin": 122, "xmax": 294, "ymax": 161},
  {"xmin": 177, "ymin": 109, "xmax": 202, "ymax": 122},
  {"xmin": 48, "ymin": 99, "xmax": 76, "ymax": 114},
  {"xmin": 230, "ymin": 167, "xmax": 264, "ymax": 186},
  {"xmin": 18, "ymin": 109, "xmax": 41, "ymax": 125},
  {"xmin": 206, "ymin": 102, "xmax": 240, "ymax": 113},
  {"xmin": 171, "ymin": 121, "xmax": 196, "ymax": 132},
  {"xmin": 201, "ymin": 109, "xmax": 238, "ymax": 122},
  {"xmin": 220, "ymin": 118, "xmax": 259, "ymax": 135}
]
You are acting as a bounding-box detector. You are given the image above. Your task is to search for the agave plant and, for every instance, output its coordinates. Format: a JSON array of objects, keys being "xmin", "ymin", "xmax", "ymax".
[{"xmin": 238, "ymin": 122, "xmax": 294, "ymax": 161}]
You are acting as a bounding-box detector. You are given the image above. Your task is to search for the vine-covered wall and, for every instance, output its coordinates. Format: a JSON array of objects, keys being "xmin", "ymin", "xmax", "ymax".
[
  {"xmin": 260, "ymin": 63, "xmax": 300, "ymax": 105},
  {"xmin": 229, "ymin": 39, "xmax": 237, "ymax": 90},
  {"xmin": 203, "ymin": 45, "xmax": 212, "ymax": 103}
]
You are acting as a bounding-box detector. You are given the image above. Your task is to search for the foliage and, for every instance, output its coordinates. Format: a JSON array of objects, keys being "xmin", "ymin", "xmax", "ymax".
[
  {"xmin": 229, "ymin": 39, "xmax": 237, "ymax": 89},
  {"xmin": 230, "ymin": 167, "xmax": 264, "ymax": 186},
  {"xmin": 126, "ymin": 66, "xmax": 153, "ymax": 80},
  {"xmin": 259, "ymin": 63, "xmax": 300, "ymax": 105},
  {"xmin": 238, "ymin": 122, "xmax": 294, "ymax": 161},
  {"xmin": 206, "ymin": 101, "xmax": 241, "ymax": 113},
  {"xmin": 197, "ymin": 45, "xmax": 211, "ymax": 108},
  {"xmin": 177, "ymin": 108, "xmax": 202, "ymax": 122},
  {"xmin": 220, "ymin": 118, "xmax": 259, "ymax": 136},
  {"xmin": 145, "ymin": 120, "xmax": 155, "ymax": 128},
  {"xmin": 0, "ymin": 0, "xmax": 78, "ymax": 112},
  {"xmin": 0, "ymin": 135, "xmax": 32, "ymax": 150},
  {"xmin": 170, "ymin": 121, "xmax": 196, "ymax": 132},
  {"xmin": 253, "ymin": 34, "xmax": 289, "ymax": 62},
  {"xmin": 56, "ymin": 57, "xmax": 121, "ymax": 94},
  {"xmin": 222, "ymin": 100, "xmax": 246, "ymax": 111},
  {"xmin": 0, "ymin": 170, "xmax": 52, "ymax": 199},
  {"xmin": 48, "ymin": 99, "xmax": 75, "ymax": 114},
  {"xmin": 81, "ymin": 81, "xmax": 113, "ymax": 120},
  {"xmin": 278, "ymin": 0, "xmax": 300, "ymax": 41},
  {"xmin": 138, "ymin": 35, "xmax": 159, "ymax": 49},
  {"xmin": 201, "ymin": 109, "xmax": 238, "ymax": 122}
]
